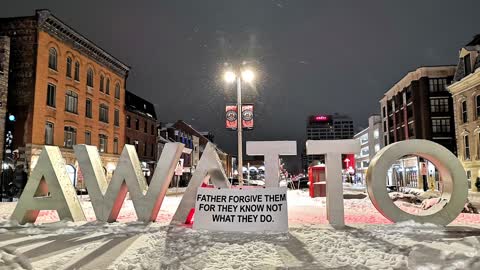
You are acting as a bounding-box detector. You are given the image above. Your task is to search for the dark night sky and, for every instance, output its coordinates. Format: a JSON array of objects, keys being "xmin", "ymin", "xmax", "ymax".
[{"xmin": 3, "ymin": 1, "xmax": 480, "ymax": 172}]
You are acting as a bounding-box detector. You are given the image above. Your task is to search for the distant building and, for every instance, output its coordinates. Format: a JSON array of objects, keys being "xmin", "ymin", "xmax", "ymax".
[
  {"xmin": 0, "ymin": 10, "xmax": 130, "ymax": 188},
  {"xmin": 353, "ymin": 115, "xmax": 383, "ymax": 184},
  {"xmin": 303, "ymin": 114, "xmax": 354, "ymax": 171},
  {"xmin": 448, "ymin": 34, "xmax": 480, "ymax": 191},
  {"xmin": 125, "ymin": 90, "xmax": 157, "ymax": 182},
  {"xmin": 380, "ymin": 66, "xmax": 456, "ymax": 190}
]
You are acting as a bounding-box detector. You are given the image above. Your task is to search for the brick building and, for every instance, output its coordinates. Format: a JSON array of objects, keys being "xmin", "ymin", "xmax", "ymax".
[
  {"xmin": 0, "ymin": 10, "xmax": 130, "ymax": 187},
  {"xmin": 380, "ymin": 66, "xmax": 456, "ymax": 190},
  {"xmin": 448, "ymin": 34, "xmax": 480, "ymax": 191},
  {"xmin": 0, "ymin": 36, "xmax": 10, "ymax": 161},
  {"xmin": 125, "ymin": 90, "xmax": 157, "ymax": 181}
]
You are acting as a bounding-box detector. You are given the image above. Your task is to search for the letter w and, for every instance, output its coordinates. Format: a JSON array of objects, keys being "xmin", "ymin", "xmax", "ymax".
[{"xmin": 74, "ymin": 143, "xmax": 183, "ymax": 222}]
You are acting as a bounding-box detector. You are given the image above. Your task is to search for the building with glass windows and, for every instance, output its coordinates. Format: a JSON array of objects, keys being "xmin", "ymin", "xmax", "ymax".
[
  {"xmin": 0, "ymin": 10, "xmax": 130, "ymax": 188},
  {"xmin": 380, "ymin": 66, "xmax": 456, "ymax": 190},
  {"xmin": 353, "ymin": 115, "xmax": 383, "ymax": 185},
  {"xmin": 448, "ymin": 34, "xmax": 480, "ymax": 191},
  {"xmin": 302, "ymin": 114, "xmax": 354, "ymax": 171}
]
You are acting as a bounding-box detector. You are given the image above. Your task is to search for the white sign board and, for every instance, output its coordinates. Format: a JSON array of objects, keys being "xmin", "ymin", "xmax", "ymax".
[
  {"xmin": 175, "ymin": 159, "xmax": 184, "ymax": 176},
  {"xmin": 193, "ymin": 187, "xmax": 288, "ymax": 232}
]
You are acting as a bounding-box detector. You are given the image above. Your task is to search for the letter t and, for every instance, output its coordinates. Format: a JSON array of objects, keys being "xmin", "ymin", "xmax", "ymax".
[{"xmin": 306, "ymin": 139, "xmax": 360, "ymax": 227}]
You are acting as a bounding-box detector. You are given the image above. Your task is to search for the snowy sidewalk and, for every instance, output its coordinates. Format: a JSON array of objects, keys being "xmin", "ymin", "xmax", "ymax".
[{"xmin": 1, "ymin": 190, "xmax": 480, "ymax": 269}]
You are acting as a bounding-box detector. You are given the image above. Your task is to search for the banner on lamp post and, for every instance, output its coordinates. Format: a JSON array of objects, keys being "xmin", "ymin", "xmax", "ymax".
[
  {"xmin": 225, "ymin": 104, "xmax": 238, "ymax": 130},
  {"xmin": 242, "ymin": 104, "xmax": 254, "ymax": 130}
]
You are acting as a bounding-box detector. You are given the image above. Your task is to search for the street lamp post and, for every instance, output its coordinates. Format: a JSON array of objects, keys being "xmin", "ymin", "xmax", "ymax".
[
  {"xmin": 224, "ymin": 68, "xmax": 254, "ymax": 187},
  {"xmin": 236, "ymin": 76, "xmax": 244, "ymax": 186}
]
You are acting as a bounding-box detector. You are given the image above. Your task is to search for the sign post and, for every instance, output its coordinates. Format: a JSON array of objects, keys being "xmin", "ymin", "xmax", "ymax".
[{"xmin": 175, "ymin": 159, "xmax": 184, "ymax": 196}]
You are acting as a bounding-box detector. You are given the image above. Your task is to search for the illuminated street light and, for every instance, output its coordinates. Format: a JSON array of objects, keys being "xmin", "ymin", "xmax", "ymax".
[
  {"xmin": 241, "ymin": 69, "xmax": 255, "ymax": 83},
  {"xmin": 224, "ymin": 71, "xmax": 236, "ymax": 83},
  {"xmin": 223, "ymin": 65, "xmax": 256, "ymax": 186}
]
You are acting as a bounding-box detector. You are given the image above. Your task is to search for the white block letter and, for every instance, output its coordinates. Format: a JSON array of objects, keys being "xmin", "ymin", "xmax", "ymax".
[
  {"xmin": 246, "ymin": 141, "xmax": 297, "ymax": 187},
  {"xmin": 171, "ymin": 142, "xmax": 231, "ymax": 224},
  {"xmin": 306, "ymin": 139, "xmax": 360, "ymax": 227},
  {"xmin": 74, "ymin": 143, "xmax": 183, "ymax": 222},
  {"xmin": 367, "ymin": 139, "xmax": 467, "ymax": 225},
  {"xmin": 11, "ymin": 146, "xmax": 86, "ymax": 224}
]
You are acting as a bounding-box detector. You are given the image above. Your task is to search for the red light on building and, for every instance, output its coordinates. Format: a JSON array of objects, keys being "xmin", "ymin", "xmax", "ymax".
[{"xmin": 315, "ymin": 116, "xmax": 328, "ymax": 121}]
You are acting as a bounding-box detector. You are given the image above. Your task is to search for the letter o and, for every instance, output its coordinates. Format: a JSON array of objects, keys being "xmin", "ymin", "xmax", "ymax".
[{"xmin": 366, "ymin": 140, "xmax": 468, "ymax": 225}]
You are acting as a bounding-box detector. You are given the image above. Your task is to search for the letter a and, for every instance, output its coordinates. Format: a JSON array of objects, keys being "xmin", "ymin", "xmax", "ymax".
[
  {"xmin": 74, "ymin": 143, "xmax": 183, "ymax": 222},
  {"xmin": 11, "ymin": 146, "xmax": 86, "ymax": 224},
  {"xmin": 171, "ymin": 142, "xmax": 231, "ymax": 224}
]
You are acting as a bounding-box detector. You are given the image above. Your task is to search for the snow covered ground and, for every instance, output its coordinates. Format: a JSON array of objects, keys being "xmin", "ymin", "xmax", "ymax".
[{"xmin": 1, "ymin": 189, "xmax": 480, "ymax": 269}]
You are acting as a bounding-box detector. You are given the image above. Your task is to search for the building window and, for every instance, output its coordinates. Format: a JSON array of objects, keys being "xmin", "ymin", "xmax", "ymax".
[
  {"xmin": 87, "ymin": 68, "xmax": 94, "ymax": 87},
  {"xmin": 135, "ymin": 119, "xmax": 139, "ymax": 130},
  {"xmin": 430, "ymin": 98, "xmax": 449, "ymax": 113},
  {"xmin": 382, "ymin": 106, "xmax": 386, "ymax": 118},
  {"xmin": 114, "ymin": 109, "xmax": 120, "ymax": 126},
  {"xmin": 99, "ymin": 104, "xmax": 109, "ymax": 123},
  {"xmin": 99, "ymin": 134, "xmax": 108, "ymax": 153},
  {"xmin": 465, "ymin": 135, "xmax": 471, "ymax": 160},
  {"xmin": 100, "ymin": 75, "xmax": 104, "ymax": 92},
  {"xmin": 85, "ymin": 131, "xmax": 91, "ymax": 145},
  {"xmin": 429, "ymin": 78, "xmax": 448, "ymax": 93},
  {"xmin": 46, "ymin": 83, "xmax": 56, "ymax": 107},
  {"xmin": 476, "ymin": 96, "xmax": 480, "ymax": 119},
  {"xmin": 464, "ymin": 54, "xmax": 472, "ymax": 75},
  {"xmin": 48, "ymin": 48, "xmax": 57, "ymax": 70},
  {"xmin": 74, "ymin": 61, "xmax": 80, "ymax": 81},
  {"xmin": 115, "ymin": 83, "xmax": 120, "ymax": 99},
  {"xmin": 151, "ymin": 144, "xmax": 154, "ymax": 157},
  {"xmin": 151, "ymin": 124, "xmax": 155, "ymax": 135},
  {"xmin": 86, "ymin": 99, "xmax": 92, "ymax": 118},
  {"xmin": 462, "ymin": 101, "xmax": 468, "ymax": 123},
  {"xmin": 114, "ymin": 137, "xmax": 119, "ymax": 154},
  {"xmin": 432, "ymin": 118, "xmax": 451, "ymax": 133},
  {"xmin": 143, "ymin": 143, "xmax": 147, "ymax": 156},
  {"xmin": 126, "ymin": 137, "xmax": 130, "ymax": 144},
  {"xmin": 66, "ymin": 57, "xmax": 72, "ymax": 78},
  {"xmin": 126, "ymin": 115, "xmax": 131, "ymax": 128},
  {"xmin": 144, "ymin": 120, "xmax": 148, "ymax": 133},
  {"xmin": 45, "ymin": 122, "xmax": 54, "ymax": 145},
  {"xmin": 106, "ymin": 78, "xmax": 110, "ymax": 95},
  {"xmin": 361, "ymin": 146, "xmax": 369, "ymax": 157},
  {"xmin": 65, "ymin": 90, "xmax": 78, "ymax": 114},
  {"xmin": 64, "ymin": 126, "xmax": 77, "ymax": 148},
  {"xmin": 374, "ymin": 144, "xmax": 380, "ymax": 152}
]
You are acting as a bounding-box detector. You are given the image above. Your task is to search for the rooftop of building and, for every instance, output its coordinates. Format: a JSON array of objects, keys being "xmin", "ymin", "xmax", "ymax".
[
  {"xmin": 466, "ymin": 34, "xmax": 480, "ymax": 47},
  {"xmin": 0, "ymin": 9, "xmax": 130, "ymax": 76},
  {"xmin": 380, "ymin": 65, "xmax": 456, "ymax": 101},
  {"xmin": 125, "ymin": 91, "xmax": 157, "ymax": 120}
]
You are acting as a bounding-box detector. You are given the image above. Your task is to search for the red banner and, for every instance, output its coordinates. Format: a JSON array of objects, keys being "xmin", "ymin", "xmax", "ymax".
[
  {"xmin": 242, "ymin": 104, "xmax": 254, "ymax": 130},
  {"xmin": 225, "ymin": 105, "xmax": 238, "ymax": 130}
]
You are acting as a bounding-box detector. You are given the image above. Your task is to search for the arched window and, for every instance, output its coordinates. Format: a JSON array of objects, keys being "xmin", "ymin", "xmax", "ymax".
[
  {"xmin": 87, "ymin": 68, "xmax": 94, "ymax": 87},
  {"xmin": 74, "ymin": 61, "xmax": 80, "ymax": 81},
  {"xmin": 115, "ymin": 83, "xmax": 121, "ymax": 99},
  {"xmin": 106, "ymin": 78, "xmax": 110, "ymax": 94},
  {"xmin": 66, "ymin": 57, "xmax": 72, "ymax": 78},
  {"xmin": 100, "ymin": 75, "xmax": 104, "ymax": 92},
  {"xmin": 48, "ymin": 48, "xmax": 57, "ymax": 70},
  {"xmin": 64, "ymin": 126, "xmax": 77, "ymax": 148}
]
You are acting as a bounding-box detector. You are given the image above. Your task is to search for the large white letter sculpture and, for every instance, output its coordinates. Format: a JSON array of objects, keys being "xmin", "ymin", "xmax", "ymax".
[
  {"xmin": 306, "ymin": 139, "xmax": 360, "ymax": 227},
  {"xmin": 11, "ymin": 146, "xmax": 86, "ymax": 224},
  {"xmin": 74, "ymin": 143, "xmax": 184, "ymax": 222},
  {"xmin": 171, "ymin": 142, "xmax": 231, "ymax": 224},
  {"xmin": 246, "ymin": 141, "xmax": 297, "ymax": 187},
  {"xmin": 367, "ymin": 139, "xmax": 468, "ymax": 225}
]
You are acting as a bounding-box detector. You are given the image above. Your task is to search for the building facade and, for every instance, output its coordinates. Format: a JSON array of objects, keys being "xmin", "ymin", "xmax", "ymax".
[
  {"xmin": 380, "ymin": 66, "xmax": 456, "ymax": 190},
  {"xmin": 0, "ymin": 10, "xmax": 130, "ymax": 188},
  {"xmin": 303, "ymin": 114, "xmax": 354, "ymax": 170},
  {"xmin": 125, "ymin": 91, "xmax": 157, "ymax": 182},
  {"xmin": 448, "ymin": 35, "xmax": 480, "ymax": 191},
  {"xmin": 353, "ymin": 115, "xmax": 383, "ymax": 184},
  {"xmin": 0, "ymin": 36, "xmax": 10, "ymax": 161}
]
